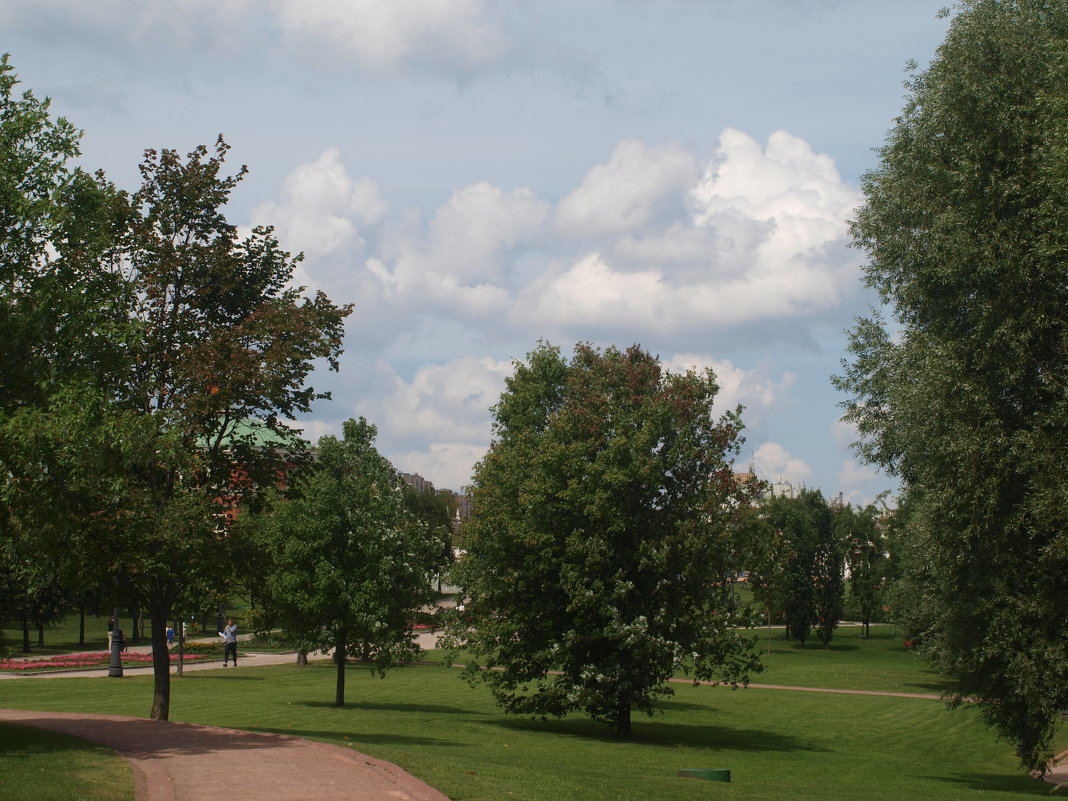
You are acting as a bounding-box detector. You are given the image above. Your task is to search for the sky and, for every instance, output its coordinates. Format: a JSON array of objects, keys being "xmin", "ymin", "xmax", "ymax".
[{"xmin": 4, "ymin": 0, "xmax": 954, "ymax": 504}]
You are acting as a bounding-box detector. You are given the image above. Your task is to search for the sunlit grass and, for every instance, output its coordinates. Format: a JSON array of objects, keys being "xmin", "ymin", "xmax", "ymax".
[
  {"xmin": 0, "ymin": 722, "xmax": 133, "ymax": 801},
  {"xmin": 0, "ymin": 654, "xmax": 1059, "ymax": 801}
]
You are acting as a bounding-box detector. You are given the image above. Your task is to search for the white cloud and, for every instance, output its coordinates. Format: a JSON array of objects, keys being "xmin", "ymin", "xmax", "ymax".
[
  {"xmin": 390, "ymin": 441, "xmax": 487, "ymax": 494},
  {"xmin": 555, "ymin": 139, "xmax": 697, "ymax": 238},
  {"xmin": 516, "ymin": 128, "xmax": 862, "ymax": 336},
  {"xmin": 830, "ymin": 417, "xmax": 860, "ymax": 451},
  {"xmin": 661, "ymin": 354, "xmax": 796, "ymax": 422},
  {"xmin": 356, "ymin": 357, "xmax": 512, "ymax": 446},
  {"xmin": 249, "ymin": 147, "xmax": 387, "ymax": 259},
  {"xmin": 752, "ymin": 442, "xmax": 813, "ymax": 485},
  {"xmin": 428, "ymin": 182, "xmax": 550, "ymax": 284},
  {"xmin": 271, "ymin": 0, "xmax": 510, "ymax": 73}
]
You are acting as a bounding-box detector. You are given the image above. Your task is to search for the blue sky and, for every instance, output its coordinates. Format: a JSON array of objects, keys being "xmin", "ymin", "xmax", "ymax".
[{"xmin": 5, "ymin": 0, "xmax": 953, "ymax": 503}]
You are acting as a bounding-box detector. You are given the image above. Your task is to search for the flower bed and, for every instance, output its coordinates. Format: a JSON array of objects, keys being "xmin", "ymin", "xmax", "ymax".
[{"xmin": 0, "ymin": 651, "xmax": 212, "ymax": 672}]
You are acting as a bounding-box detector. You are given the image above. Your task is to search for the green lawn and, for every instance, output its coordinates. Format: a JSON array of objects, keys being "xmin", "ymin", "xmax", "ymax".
[
  {"xmin": 0, "ymin": 722, "xmax": 133, "ymax": 801},
  {"xmin": 0, "ymin": 654, "xmax": 1060, "ymax": 801},
  {"xmin": 747, "ymin": 624, "xmax": 953, "ymax": 695}
]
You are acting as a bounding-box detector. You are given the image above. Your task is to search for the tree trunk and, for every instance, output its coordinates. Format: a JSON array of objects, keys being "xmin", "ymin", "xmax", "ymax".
[
  {"xmin": 129, "ymin": 605, "xmax": 138, "ymax": 642},
  {"xmin": 616, "ymin": 700, "xmax": 632, "ymax": 738},
  {"xmin": 78, "ymin": 605, "xmax": 86, "ymax": 646},
  {"xmin": 334, "ymin": 630, "xmax": 347, "ymax": 707},
  {"xmin": 36, "ymin": 621, "xmax": 44, "ymax": 647},
  {"xmin": 21, "ymin": 615, "xmax": 30, "ymax": 653},
  {"xmin": 148, "ymin": 603, "xmax": 172, "ymax": 721}
]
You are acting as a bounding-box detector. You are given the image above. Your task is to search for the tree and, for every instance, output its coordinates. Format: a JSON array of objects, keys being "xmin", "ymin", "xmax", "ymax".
[
  {"xmin": 250, "ymin": 418, "xmax": 447, "ymax": 707},
  {"xmin": 759, "ymin": 490, "xmax": 842, "ymax": 648},
  {"xmin": 835, "ymin": 502, "xmax": 887, "ymax": 638},
  {"xmin": 5, "ymin": 136, "xmax": 351, "ymax": 721},
  {"xmin": 0, "ymin": 54, "xmax": 127, "ymax": 661},
  {"xmin": 834, "ymin": 0, "xmax": 1068, "ymax": 772},
  {"xmin": 447, "ymin": 343, "xmax": 762, "ymax": 737},
  {"xmin": 401, "ymin": 482, "xmax": 455, "ymax": 592}
]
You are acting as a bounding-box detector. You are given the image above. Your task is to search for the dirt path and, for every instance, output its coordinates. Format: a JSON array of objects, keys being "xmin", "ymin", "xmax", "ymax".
[{"xmin": 0, "ymin": 709, "xmax": 450, "ymax": 801}]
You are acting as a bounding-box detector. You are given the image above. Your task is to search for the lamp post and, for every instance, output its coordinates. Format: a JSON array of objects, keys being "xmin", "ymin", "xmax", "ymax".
[{"xmin": 108, "ymin": 605, "xmax": 123, "ymax": 677}]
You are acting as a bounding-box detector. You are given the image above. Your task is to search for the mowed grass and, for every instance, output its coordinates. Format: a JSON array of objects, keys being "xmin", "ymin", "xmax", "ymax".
[
  {"xmin": 747, "ymin": 624, "xmax": 953, "ymax": 694},
  {"xmin": 0, "ymin": 722, "xmax": 133, "ymax": 801},
  {"xmin": 0, "ymin": 654, "xmax": 1060, "ymax": 801}
]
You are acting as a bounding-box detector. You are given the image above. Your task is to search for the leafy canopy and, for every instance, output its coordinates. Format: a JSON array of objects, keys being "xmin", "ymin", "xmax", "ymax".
[
  {"xmin": 251, "ymin": 418, "xmax": 447, "ymax": 707},
  {"xmin": 448, "ymin": 342, "xmax": 762, "ymax": 737},
  {"xmin": 835, "ymin": 0, "xmax": 1068, "ymax": 772}
]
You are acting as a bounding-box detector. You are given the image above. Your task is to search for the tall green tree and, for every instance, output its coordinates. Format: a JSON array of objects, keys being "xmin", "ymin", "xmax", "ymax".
[
  {"xmin": 5, "ymin": 135, "xmax": 351, "ymax": 721},
  {"xmin": 250, "ymin": 418, "xmax": 447, "ymax": 707},
  {"xmin": 0, "ymin": 55, "xmax": 127, "ymax": 659},
  {"xmin": 834, "ymin": 0, "xmax": 1068, "ymax": 772},
  {"xmin": 835, "ymin": 502, "xmax": 887, "ymax": 638},
  {"xmin": 447, "ymin": 343, "xmax": 762, "ymax": 737}
]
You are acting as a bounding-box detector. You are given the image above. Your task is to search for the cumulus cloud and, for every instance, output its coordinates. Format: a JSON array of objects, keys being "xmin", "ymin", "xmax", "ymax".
[
  {"xmin": 271, "ymin": 0, "xmax": 510, "ymax": 73},
  {"xmin": 244, "ymin": 127, "xmax": 864, "ymax": 494},
  {"xmin": 661, "ymin": 354, "xmax": 796, "ymax": 423},
  {"xmin": 555, "ymin": 139, "xmax": 697, "ymax": 238},
  {"xmin": 752, "ymin": 442, "xmax": 813, "ymax": 485},
  {"xmin": 356, "ymin": 357, "xmax": 512, "ymax": 447},
  {"xmin": 515, "ymin": 128, "xmax": 862, "ymax": 337},
  {"xmin": 428, "ymin": 182, "xmax": 550, "ymax": 284},
  {"xmin": 249, "ymin": 147, "xmax": 388, "ymax": 260},
  {"xmin": 390, "ymin": 441, "xmax": 488, "ymax": 493},
  {"xmin": 343, "ymin": 356, "xmax": 512, "ymax": 490}
]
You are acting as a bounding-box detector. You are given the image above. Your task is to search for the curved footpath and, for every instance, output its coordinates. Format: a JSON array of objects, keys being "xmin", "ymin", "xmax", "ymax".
[
  {"xmin": 0, "ymin": 708, "xmax": 450, "ymax": 801},
  {"xmin": 1, "ymin": 634, "xmax": 1065, "ymax": 796}
]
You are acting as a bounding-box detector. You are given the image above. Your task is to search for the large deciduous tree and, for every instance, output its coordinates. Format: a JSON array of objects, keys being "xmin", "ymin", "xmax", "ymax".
[
  {"xmin": 447, "ymin": 343, "xmax": 762, "ymax": 737},
  {"xmin": 834, "ymin": 0, "xmax": 1068, "ymax": 772},
  {"xmin": 4, "ymin": 131, "xmax": 351, "ymax": 720},
  {"xmin": 105, "ymin": 138, "xmax": 350, "ymax": 720},
  {"xmin": 250, "ymin": 418, "xmax": 447, "ymax": 707}
]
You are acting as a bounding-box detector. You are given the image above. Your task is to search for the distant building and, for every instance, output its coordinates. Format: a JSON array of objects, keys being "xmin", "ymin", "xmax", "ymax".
[{"xmin": 398, "ymin": 471, "xmax": 472, "ymax": 524}]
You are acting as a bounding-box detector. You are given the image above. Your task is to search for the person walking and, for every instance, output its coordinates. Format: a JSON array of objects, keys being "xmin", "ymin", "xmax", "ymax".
[{"xmin": 221, "ymin": 617, "xmax": 238, "ymax": 667}]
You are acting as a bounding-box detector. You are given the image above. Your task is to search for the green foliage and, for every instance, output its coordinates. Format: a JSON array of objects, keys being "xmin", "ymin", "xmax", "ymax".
[
  {"xmin": 835, "ymin": 502, "xmax": 889, "ymax": 637},
  {"xmin": 448, "ymin": 342, "xmax": 762, "ymax": 737},
  {"xmin": 249, "ymin": 418, "xmax": 447, "ymax": 706},
  {"xmin": 401, "ymin": 482, "xmax": 455, "ymax": 575},
  {"xmin": 0, "ymin": 65, "xmax": 352, "ymax": 722},
  {"xmin": 835, "ymin": 0, "xmax": 1068, "ymax": 772},
  {"xmin": 757, "ymin": 490, "xmax": 844, "ymax": 648}
]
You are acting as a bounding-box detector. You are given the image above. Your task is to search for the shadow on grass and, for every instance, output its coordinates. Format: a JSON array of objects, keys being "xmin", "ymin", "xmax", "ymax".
[
  {"xmin": 904, "ymin": 681, "xmax": 952, "ymax": 693},
  {"xmin": 488, "ymin": 715, "xmax": 825, "ymax": 754},
  {"xmin": 295, "ymin": 699, "xmax": 472, "ymax": 716},
  {"xmin": 246, "ymin": 725, "xmax": 457, "ymax": 748},
  {"xmin": 0, "ymin": 714, "xmax": 308, "ymax": 757},
  {"xmin": 920, "ymin": 772, "xmax": 1046, "ymax": 795}
]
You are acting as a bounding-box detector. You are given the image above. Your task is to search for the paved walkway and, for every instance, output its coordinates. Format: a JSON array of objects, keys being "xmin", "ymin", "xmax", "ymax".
[{"xmin": 0, "ymin": 708, "xmax": 450, "ymax": 801}]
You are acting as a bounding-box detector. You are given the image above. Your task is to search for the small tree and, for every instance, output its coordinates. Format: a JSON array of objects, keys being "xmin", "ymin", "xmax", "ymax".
[
  {"xmin": 836, "ymin": 502, "xmax": 887, "ymax": 638},
  {"xmin": 252, "ymin": 418, "xmax": 447, "ymax": 707},
  {"xmin": 447, "ymin": 342, "xmax": 762, "ymax": 737},
  {"xmin": 760, "ymin": 490, "xmax": 843, "ymax": 648}
]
